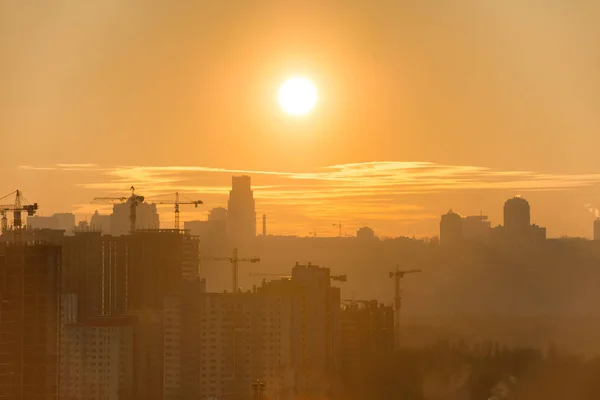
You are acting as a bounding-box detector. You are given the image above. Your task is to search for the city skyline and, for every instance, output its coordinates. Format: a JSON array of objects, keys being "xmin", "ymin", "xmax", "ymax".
[
  {"xmin": 3, "ymin": 2, "xmax": 600, "ymax": 399},
  {"xmin": 12, "ymin": 161, "xmax": 600, "ymax": 238},
  {"xmin": 3, "ymin": 1, "xmax": 600, "ymax": 238}
]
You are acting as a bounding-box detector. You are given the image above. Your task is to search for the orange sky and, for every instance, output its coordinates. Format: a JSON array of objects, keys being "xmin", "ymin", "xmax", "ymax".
[{"xmin": 2, "ymin": 1, "xmax": 600, "ymax": 237}]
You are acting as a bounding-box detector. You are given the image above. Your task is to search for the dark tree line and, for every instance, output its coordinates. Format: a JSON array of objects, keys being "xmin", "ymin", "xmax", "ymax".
[{"xmin": 339, "ymin": 341, "xmax": 600, "ymax": 400}]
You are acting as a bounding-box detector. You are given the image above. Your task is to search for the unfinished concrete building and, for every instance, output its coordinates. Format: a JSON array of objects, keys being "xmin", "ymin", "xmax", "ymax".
[{"xmin": 0, "ymin": 243, "xmax": 62, "ymax": 400}]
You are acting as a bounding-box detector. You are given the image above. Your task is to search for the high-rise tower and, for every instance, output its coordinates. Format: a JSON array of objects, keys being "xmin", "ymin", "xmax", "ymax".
[
  {"xmin": 504, "ymin": 196, "xmax": 531, "ymax": 233},
  {"xmin": 227, "ymin": 175, "xmax": 256, "ymax": 244},
  {"xmin": 0, "ymin": 243, "xmax": 61, "ymax": 400},
  {"xmin": 439, "ymin": 210, "xmax": 463, "ymax": 245}
]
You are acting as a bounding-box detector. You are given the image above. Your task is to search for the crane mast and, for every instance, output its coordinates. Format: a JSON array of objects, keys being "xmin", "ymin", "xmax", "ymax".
[
  {"xmin": 389, "ymin": 265, "xmax": 421, "ymax": 350},
  {"xmin": 332, "ymin": 220, "xmax": 342, "ymax": 237},
  {"xmin": 92, "ymin": 186, "xmax": 144, "ymax": 234},
  {"xmin": 0, "ymin": 190, "xmax": 39, "ymax": 239},
  {"xmin": 200, "ymin": 248, "xmax": 260, "ymax": 293},
  {"xmin": 148, "ymin": 192, "xmax": 203, "ymax": 230},
  {"xmin": 199, "ymin": 248, "xmax": 260, "ymax": 399}
]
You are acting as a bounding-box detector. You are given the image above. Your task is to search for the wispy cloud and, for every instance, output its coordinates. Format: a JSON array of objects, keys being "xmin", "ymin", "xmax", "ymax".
[
  {"xmin": 18, "ymin": 161, "xmax": 600, "ymax": 235},
  {"xmin": 19, "ymin": 161, "xmax": 600, "ymax": 198},
  {"xmin": 21, "ymin": 163, "xmax": 102, "ymax": 172},
  {"xmin": 56, "ymin": 163, "xmax": 98, "ymax": 168}
]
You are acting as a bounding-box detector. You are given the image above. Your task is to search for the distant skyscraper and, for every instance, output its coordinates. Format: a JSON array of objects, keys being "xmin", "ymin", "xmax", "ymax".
[
  {"xmin": 227, "ymin": 175, "xmax": 256, "ymax": 244},
  {"xmin": 356, "ymin": 226, "xmax": 376, "ymax": 239},
  {"xmin": 439, "ymin": 210, "xmax": 463, "ymax": 245},
  {"xmin": 0, "ymin": 243, "xmax": 61, "ymax": 399},
  {"xmin": 504, "ymin": 196, "xmax": 531, "ymax": 233},
  {"xmin": 26, "ymin": 215, "xmax": 57, "ymax": 230},
  {"xmin": 595, "ymin": 218, "xmax": 600, "ymax": 241},
  {"xmin": 208, "ymin": 207, "xmax": 228, "ymax": 222},
  {"xmin": 54, "ymin": 212, "xmax": 76, "ymax": 233},
  {"xmin": 111, "ymin": 202, "xmax": 159, "ymax": 235},
  {"xmin": 491, "ymin": 196, "xmax": 546, "ymax": 244},
  {"xmin": 26, "ymin": 212, "xmax": 76, "ymax": 234},
  {"xmin": 90, "ymin": 210, "xmax": 111, "ymax": 233},
  {"xmin": 462, "ymin": 215, "xmax": 491, "ymax": 242}
]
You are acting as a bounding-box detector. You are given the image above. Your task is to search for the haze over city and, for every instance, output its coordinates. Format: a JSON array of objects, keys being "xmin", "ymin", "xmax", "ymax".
[{"xmin": 2, "ymin": 2, "xmax": 600, "ymax": 400}]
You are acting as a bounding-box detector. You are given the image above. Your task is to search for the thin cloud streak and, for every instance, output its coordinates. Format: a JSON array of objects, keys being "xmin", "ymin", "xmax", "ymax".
[
  {"xmin": 19, "ymin": 161, "xmax": 600, "ymax": 235},
  {"xmin": 19, "ymin": 161, "xmax": 600, "ymax": 197}
]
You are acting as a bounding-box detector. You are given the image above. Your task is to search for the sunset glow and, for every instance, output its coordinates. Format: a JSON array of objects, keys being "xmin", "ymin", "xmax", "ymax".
[{"xmin": 278, "ymin": 77, "xmax": 318, "ymax": 115}]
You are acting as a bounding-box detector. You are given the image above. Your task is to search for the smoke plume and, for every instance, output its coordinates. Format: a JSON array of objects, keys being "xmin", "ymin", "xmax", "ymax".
[{"xmin": 585, "ymin": 204, "xmax": 600, "ymax": 218}]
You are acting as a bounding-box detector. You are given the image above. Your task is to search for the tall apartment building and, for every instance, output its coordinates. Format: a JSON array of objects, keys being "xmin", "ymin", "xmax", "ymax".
[
  {"xmin": 197, "ymin": 262, "xmax": 341, "ymax": 400},
  {"xmin": 0, "ymin": 243, "xmax": 61, "ymax": 400},
  {"xmin": 59, "ymin": 296, "xmax": 135, "ymax": 400},
  {"xmin": 163, "ymin": 279, "xmax": 205, "ymax": 400},
  {"xmin": 59, "ymin": 232, "xmax": 129, "ymax": 319},
  {"xmin": 126, "ymin": 230, "xmax": 199, "ymax": 311},
  {"xmin": 61, "ymin": 232, "xmax": 104, "ymax": 319},
  {"xmin": 290, "ymin": 263, "xmax": 341, "ymax": 399},
  {"xmin": 125, "ymin": 230, "xmax": 200, "ymax": 400},
  {"xmin": 340, "ymin": 300, "xmax": 394, "ymax": 373}
]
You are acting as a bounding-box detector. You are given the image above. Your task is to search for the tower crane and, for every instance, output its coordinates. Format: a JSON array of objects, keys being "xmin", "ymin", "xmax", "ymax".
[
  {"xmin": 292, "ymin": 262, "xmax": 348, "ymax": 281},
  {"xmin": 249, "ymin": 272, "xmax": 292, "ymax": 279},
  {"xmin": 0, "ymin": 190, "xmax": 39, "ymax": 233},
  {"xmin": 249, "ymin": 271, "xmax": 347, "ymax": 282},
  {"xmin": 92, "ymin": 186, "xmax": 144, "ymax": 234},
  {"xmin": 250, "ymin": 271, "xmax": 348, "ymax": 284},
  {"xmin": 200, "ymin": 248, "xmax": 259, "ymax": 398},
  {"xmin": 200, "ymin": 248, "xmax": 260, "ymax": 293},
  {"xmin": 389, "ymin": 265, "xmax": 421, "ymax": 350},
  {"xmin": 332, "ymin": 220, "xmax": 342, "ymax": 237},
  {"xmin": 148, "ymin": 192, "xmax": 203, "ymax": 230}
]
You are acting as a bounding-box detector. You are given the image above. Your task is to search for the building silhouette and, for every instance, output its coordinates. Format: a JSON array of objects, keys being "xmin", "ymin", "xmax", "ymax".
[
  {"xmin": 209, "ymin": 207, "xmax": 228, "ymax": 222},
  {"xmin": 26, "ymin": 215, "xmax": 57, "ymax": 230},
  {"xmin": 439, "ymin": 210, "xmax": 463, "ymax": 245},
  {"xmin": 340, "ymin": 300, "xmax": 394, "ymax": 373},
  {"xmin": 27, "ymin": 212, "xmax": 76, "ymax": 234},
  {"xmin": 193, "ymin": 262, "xmax": 341, "ymax": 400},
  {"xmin": 90, "ymin": 210, "xmax": 111, "ymax": 233},
  {"xmin": 59, "ymin": 308, "xmax": 135, "ymax": 400},
  {"xmin": 504, "ymin": 196, "xmax": 531, "ymax": 233},
  {"xmin": 494, "ymin": 196, "xmax": 546, "ymax": 243},
  {"xmin": 462, "ymin": 215, "xmax": 491, "ymax": 242},
  {"xmin": 54, "ymin": 213, "xmax": 76, "ymax": 233},
  {"xmin": 227, "ymin": 176, "xmax": 256, "ymax": 245},
  {"xmin": 184, "ymin": 207, "xmax": 228, "ymax": 246},
  {"xmin": 356, "ymin": 226, "xmax": 376, "ymax": 240},
  {"xmin": 0, "ymin": 243, "xmax": 61, "ymax": 399},
  {"xmin": 125, "ymin": 230, "xmax": 200, "ymax": 400},
  {"xmin": 440, "ymin": 199, "xmax": 545, "ymax": 245},
  {"xmin": 111, "ymin": 202, "xmax": 159, "ymax": 236},
  {"xmin": 595, "ymin": 218, "xmax": 600, "ymax": 241}
]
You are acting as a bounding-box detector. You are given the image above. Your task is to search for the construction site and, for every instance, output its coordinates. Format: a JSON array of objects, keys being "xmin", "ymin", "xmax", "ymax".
[{"xmin": 0, "ymin": 180, "xmax": 405, "ymax": 400}]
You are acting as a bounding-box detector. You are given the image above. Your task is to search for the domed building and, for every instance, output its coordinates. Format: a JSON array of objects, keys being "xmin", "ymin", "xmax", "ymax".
[
  {"xmin": 504, "ymin": 196, "xmax": 531, "ymax": 233},
  {"xmin": 440, "ymin": 210, "xmax": 463, "ymax": 246}
]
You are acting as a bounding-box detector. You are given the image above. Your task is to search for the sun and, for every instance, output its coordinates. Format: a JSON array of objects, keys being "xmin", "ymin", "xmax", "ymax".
[{"xmin": 278, "ymin": 77, "xmax": 318, "ymax": 116}]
